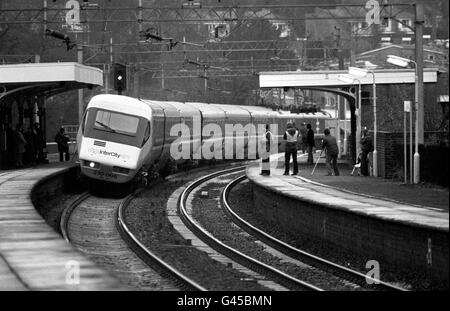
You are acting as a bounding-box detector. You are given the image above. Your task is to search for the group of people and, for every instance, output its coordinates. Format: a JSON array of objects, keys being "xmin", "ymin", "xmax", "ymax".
[
  {"xmin": 11, "ymin": 123, "xmax": 46, "ymax": 168},
  {"xmin": 260, "ymin": 122, "xmax": 317, "ymax": 176},
  {"xmin": 297, "ymin": 124, "xmax": 340, "ymax": 177},
  {"xmin": 282, "ymin": 122, "xmax": 317, "ymax": 176},
  {"xmin": 10, "ymin": 124, "xmax": 71, "ymax": 168},
  {"xmin": 260, "ymin": 123, "xmax": 374, "ymax": 178}
]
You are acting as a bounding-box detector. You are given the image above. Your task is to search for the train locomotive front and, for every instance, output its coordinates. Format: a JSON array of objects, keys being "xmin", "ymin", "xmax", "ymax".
[{"xmin": 77, "ymin": 95, "xmax": 152, "ymax": 183}]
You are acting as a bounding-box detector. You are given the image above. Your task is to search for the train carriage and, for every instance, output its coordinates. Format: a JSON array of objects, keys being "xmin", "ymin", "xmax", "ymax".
[
  {"xmin": 211, "ymin": 104, "xmax": 253, "ymax": 159},
  {"xmin": 186, "ymin": 102, "xmax": 226, "ymax": 160},
  {"xmin": 166, "ymin": 101, "xmax": 202, "ymax": 161},
  {"xmin": 77, "ymin": 94, "xmax": 332, "ymax": 184}
]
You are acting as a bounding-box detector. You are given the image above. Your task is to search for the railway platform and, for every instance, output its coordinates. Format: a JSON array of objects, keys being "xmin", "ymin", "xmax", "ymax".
[
  {"xmin": 0, "ymin": 163, "xmax": 125, "ymax": 290},
  {"xmin": 246, "ymin": 153, "xmax": 449, "ymax": 284}
]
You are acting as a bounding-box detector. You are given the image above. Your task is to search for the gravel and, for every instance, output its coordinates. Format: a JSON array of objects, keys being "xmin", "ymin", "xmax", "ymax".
[
  {"xmin": 190, "ymin": 174, "xmax": 366, "ymax": 291},
  {"xmin": 123, "ymin": 169, "xmax": 271, "ymax": 291}
]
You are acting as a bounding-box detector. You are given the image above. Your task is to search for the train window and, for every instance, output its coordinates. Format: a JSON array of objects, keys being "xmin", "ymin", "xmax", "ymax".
[
  {"xmin": 94, "ymin": 110, "xmax": 139, "ymax": 136},
  {"xmin": 142, "ymin": 121, "xmax": 151, "ymax": 147}
]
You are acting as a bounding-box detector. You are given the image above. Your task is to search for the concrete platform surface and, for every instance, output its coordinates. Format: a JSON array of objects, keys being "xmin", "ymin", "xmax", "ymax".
[
  {"xmin": 0, "ymin": 164, "xmax": 125, "ymax": 290},
  {"xmin": 248, "ymin": 153, "xmax": 449, "ymax": 232}
]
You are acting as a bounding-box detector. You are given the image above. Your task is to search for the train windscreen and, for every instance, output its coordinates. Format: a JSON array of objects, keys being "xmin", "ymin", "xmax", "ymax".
[
  {"xmin": 83, "ymin": 108, "xmax": 148, "ymax": 147},
  {"xmin": 94, "ymin": 110, "xmax": 139, "ymax": 136}
]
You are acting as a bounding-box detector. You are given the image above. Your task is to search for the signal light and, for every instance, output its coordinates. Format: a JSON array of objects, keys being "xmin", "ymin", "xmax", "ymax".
[{"xmin": 113, "ymin": 63, "xmax": 127, "ymax": 94}]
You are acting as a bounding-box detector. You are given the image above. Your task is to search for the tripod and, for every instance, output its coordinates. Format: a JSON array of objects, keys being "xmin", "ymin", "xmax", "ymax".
[{"xmin": 311, "ymin": 148, "xmax": 325, "ymax": 176}]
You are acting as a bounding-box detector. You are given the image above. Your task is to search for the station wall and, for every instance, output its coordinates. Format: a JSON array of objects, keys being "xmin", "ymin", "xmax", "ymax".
[{"xmin": 250, "ymin": 181, "xmax": 449, "ymax": 286}]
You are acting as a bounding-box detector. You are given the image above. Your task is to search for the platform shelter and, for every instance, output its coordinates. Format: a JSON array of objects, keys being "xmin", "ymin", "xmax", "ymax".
[
  {"xmin": 0, "ymin": 62, "xmax": 103, "ymax": 169},
  {"xmin": 259, "ymin": 68, "xmax": 439, "ymax": 163}
]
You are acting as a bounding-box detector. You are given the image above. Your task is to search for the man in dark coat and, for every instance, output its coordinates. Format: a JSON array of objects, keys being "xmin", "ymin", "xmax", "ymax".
[
  {"xmin": 55, "ymin": 127, "xmax": 70, "ymax": 162},
  {"xmin": 306, "ymin": 123, "xmax": 315, "ymax": 165},
  {"xmin": 322, "ymin": 128, "xmax": 339, "ymax": 176},
  {"xmin": 24, "ymin": 126, "xmax": 36, "ymax": 165},
  {"xmin": 360, "ymin": 128, "xmax": 373, "ymax": 176},
  {"xmin": 299, "ymin": 123, "xmax": 307, "ymax": 154}
]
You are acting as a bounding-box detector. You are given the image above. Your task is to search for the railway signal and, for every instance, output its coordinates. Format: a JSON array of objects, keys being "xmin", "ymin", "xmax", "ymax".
[{"xmin": 113, "ymin": 63, "xmax": 127, "ymax": 95}]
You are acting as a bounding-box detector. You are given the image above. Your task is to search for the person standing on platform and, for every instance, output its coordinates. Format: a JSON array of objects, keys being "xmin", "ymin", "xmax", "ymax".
[
  {"xmin": 283, "ymin": 123, "xmax": 299, "ymax": 176},
  {"xmin": 306, "ymin": 123, "xmax": 315, "ymax": 165},
  {"xmin": 360, "ymin": 128, "xmax": 374, "ymax": 176},
  {"xmin": 260, "ymin": 124, "xmax": 273, "ymax": 176},
  {"xmin": 12, "ymin": 124, "xmax": 27, "ymax": 168},
  {"xmin": 34, "ymin": 123, "xmax": 46, "ymax": 164},
  {"xmin": 24, "ymin": 126, "xmax": 36, "ymax": 165},
  {"xmin": 322, "ymin": 128, "xmax": 339, "ymax": 176},
  {"xmin": 299, "ymin": 123, "xmax": 307, "ymax": 154},
  {"xmin": 55, "ymin": 127, "xmax": 70, "ymax": 162}
]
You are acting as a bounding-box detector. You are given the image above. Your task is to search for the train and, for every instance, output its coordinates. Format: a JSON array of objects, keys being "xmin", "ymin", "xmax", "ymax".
[{"xmin": 76, "ymin": 94, "xmax": 332, "ymax": 184}]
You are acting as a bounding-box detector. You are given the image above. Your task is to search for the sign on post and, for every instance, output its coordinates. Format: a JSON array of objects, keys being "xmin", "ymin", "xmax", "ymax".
[
  {"xmin": 404, "ymin": 100, "xmax": 411, "ymax": 113},
  {"xmin": 404, "ymin": 101, "xmax": 413, "ymax": 184}
]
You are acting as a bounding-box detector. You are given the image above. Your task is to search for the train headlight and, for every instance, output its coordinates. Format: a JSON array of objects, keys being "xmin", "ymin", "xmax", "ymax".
[{"xmin": 83, "ymin": 160, "xmax": 99, "ymax": 169}]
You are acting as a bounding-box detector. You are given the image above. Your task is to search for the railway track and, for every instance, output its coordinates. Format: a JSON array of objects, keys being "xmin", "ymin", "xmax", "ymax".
[
  {"xmin": 179, "ymin": 167, "xmax": 322, "ymax": 291},
  {"xmin": 179, "ymin": 167, "xmax": 407, "ymax": 291},
  {"xmin": 58, "ymin": 164, "xmax": 408, "ymax": 291},
  {"xmin": 223, "ymin": 175, "xmax": 407, "ymax": 292},
  {"xmin": 60, "ymin": 190, "xmax": 205, "ymax": 291}
]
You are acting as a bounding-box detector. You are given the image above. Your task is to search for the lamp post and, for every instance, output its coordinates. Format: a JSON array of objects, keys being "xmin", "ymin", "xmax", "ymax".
[
  {"xmin": 386, "ymin": 55, "xmax": 420, "ymax": 184},
  {"xmin": 338, "ymin": 75, "xmax": 362, "ymax": 158},
  {"xmin": 348, "ymin": 67, "xmax": 378, "ymax": 177},
  {"xmin": 77, "ymin": 44, "xmax": 84, "ymax": 124},
  {"xmin": 336, "ymin": 94, "xmax": 341, "ymax": 158},
  {"xmin": 343, "ymin": 98, "xmax": 348, "ymax": 156}
]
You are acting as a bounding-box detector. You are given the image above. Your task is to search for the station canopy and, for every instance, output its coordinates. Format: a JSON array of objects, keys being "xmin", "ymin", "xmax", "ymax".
[
  {"xmin": 0, "ymin": 62, "xmax": 103, "ymax": 101},
  {"xmin": 259, "ymin": 68, "xmax": 439, "ymax": 88}
]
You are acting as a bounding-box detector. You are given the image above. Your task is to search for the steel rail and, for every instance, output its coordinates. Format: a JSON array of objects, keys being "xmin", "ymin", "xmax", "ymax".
[
  {"xmin": 116, "ymin": 190, "xmax": 207, "ymax": 291},
  {"xmin": 222, "ymin": 175, "xmax": 408, "ymax": 291},
  {"xmin": 60, "ymin": 189, "xmax": 206, "ymax": 291},
  {"xmin": 60, "ymin": 191, "xmax": 90, "ymax": 243},
  {"xmin": 178, "ymin": 167, "xmax": 323, "ymax": 291}
]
